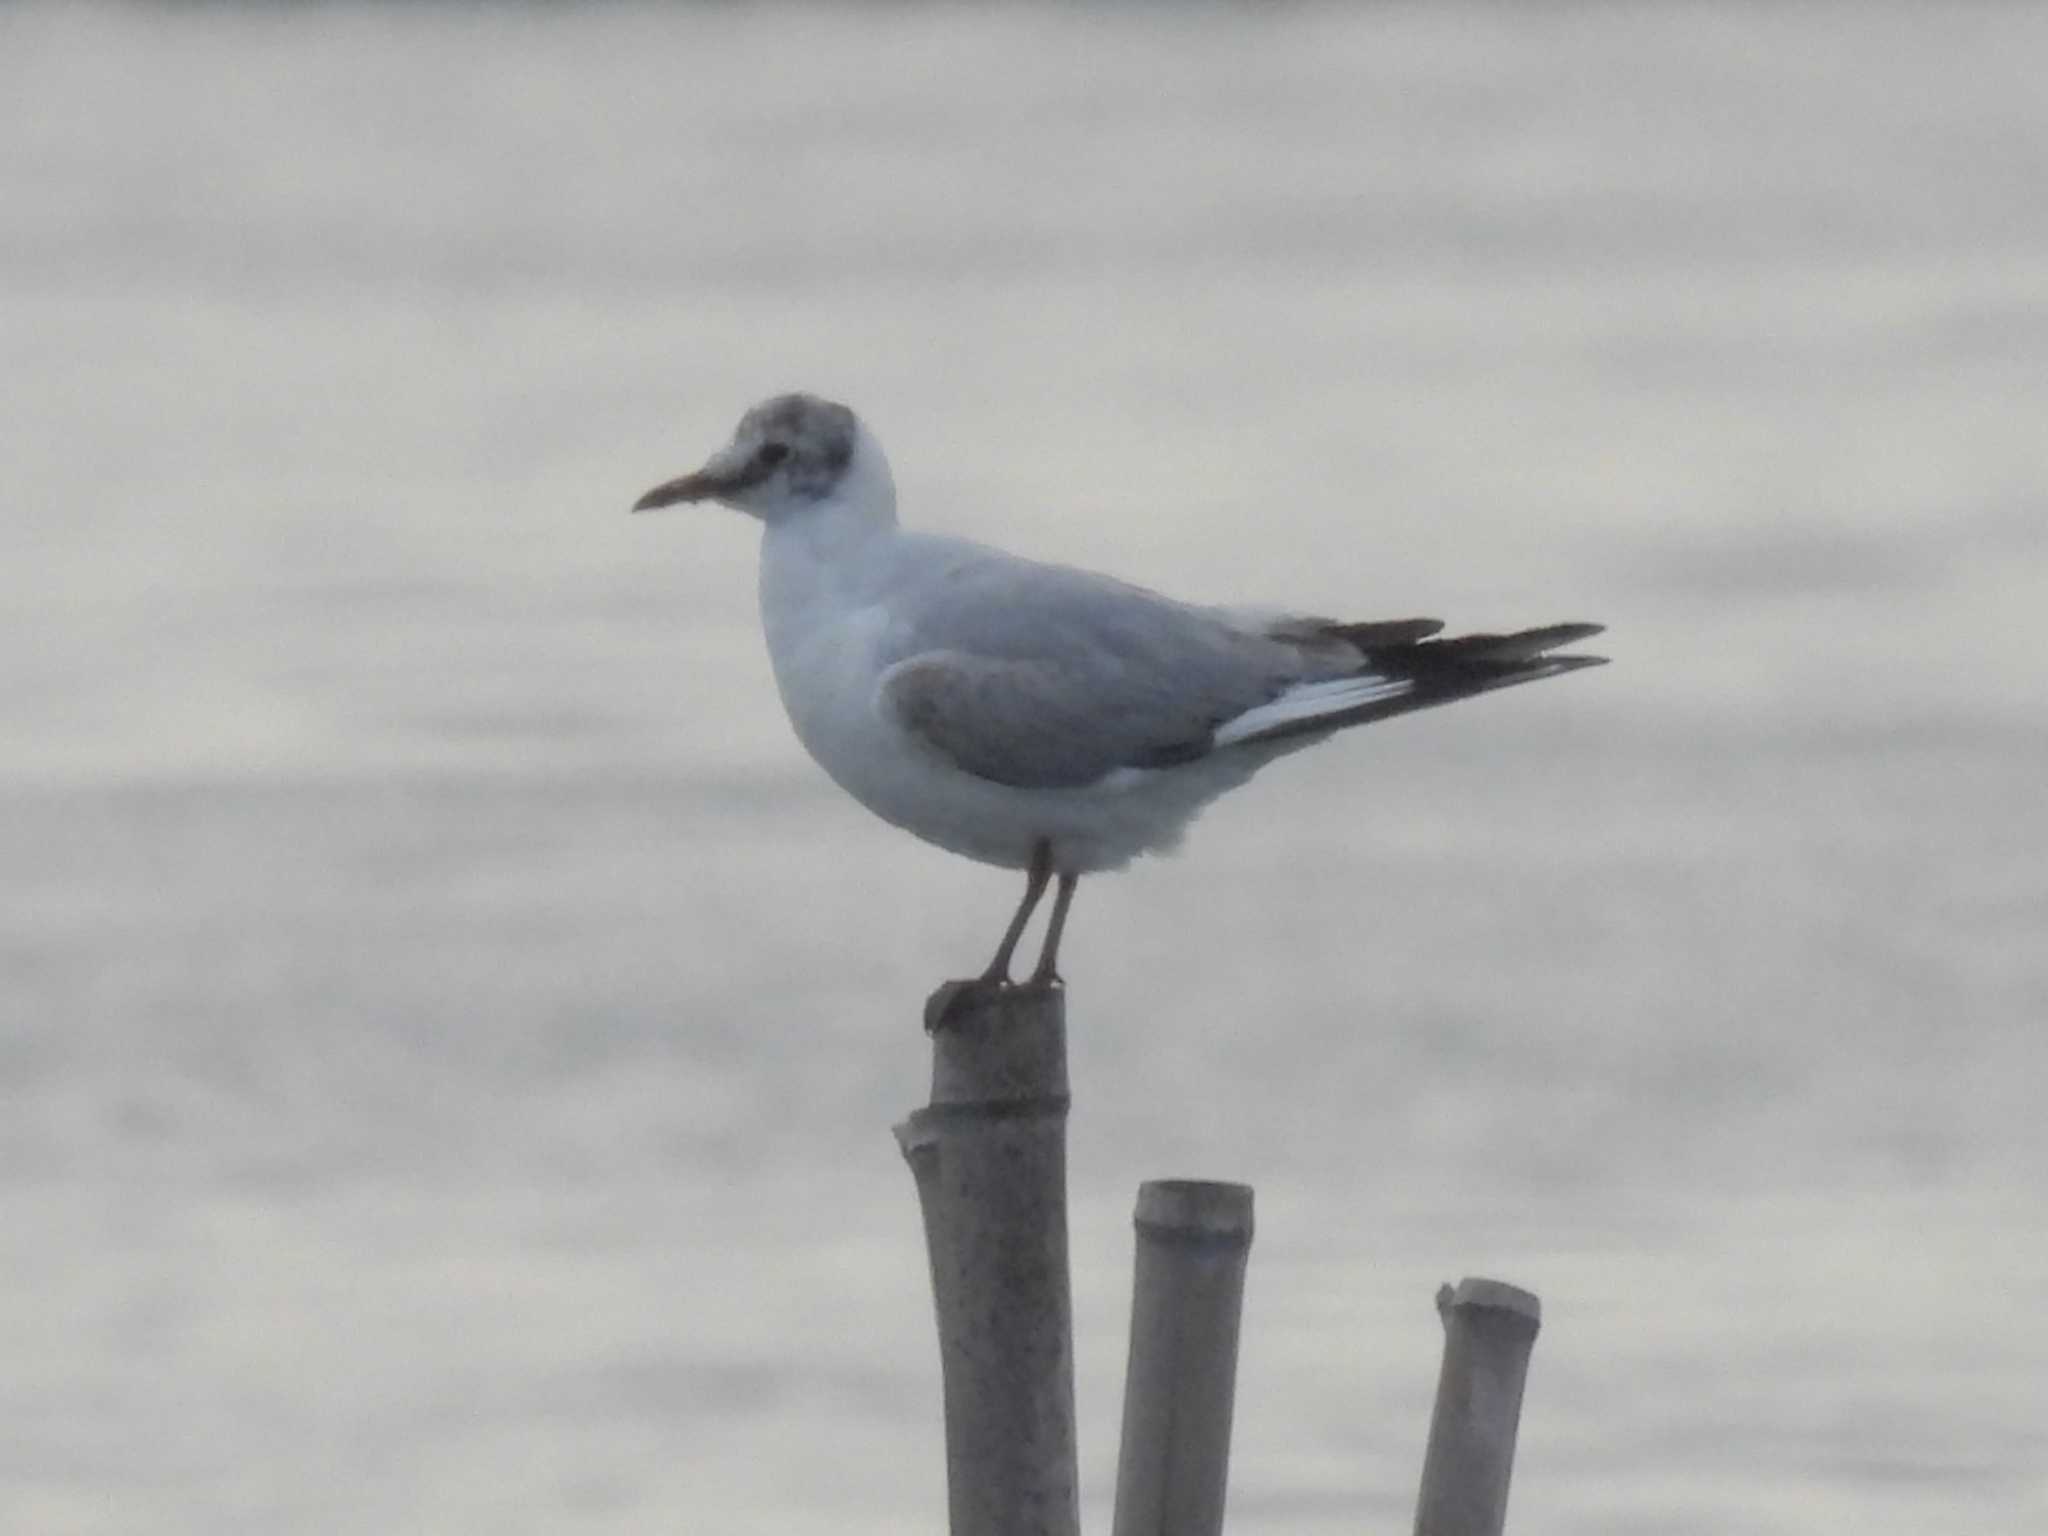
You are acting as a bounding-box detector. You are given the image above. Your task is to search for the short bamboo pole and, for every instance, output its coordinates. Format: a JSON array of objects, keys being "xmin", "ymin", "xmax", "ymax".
[
  {"xmin": 1110, "ymin": 1179, "xmax": 1255, "ymax": 1536},
  {"xmin": 894, "ymin": 984, "xmax": 1079, "ymax": 1536},
  {"xmin": 1412, "ymin": 1277, "xmax": 1542, "ymax": 1536}
]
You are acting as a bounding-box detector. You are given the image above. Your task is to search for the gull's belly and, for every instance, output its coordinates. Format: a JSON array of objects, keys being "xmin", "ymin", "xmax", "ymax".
[{"xmin": 764, "ymin": 606, "xmax": 1238, "ymax": 874}]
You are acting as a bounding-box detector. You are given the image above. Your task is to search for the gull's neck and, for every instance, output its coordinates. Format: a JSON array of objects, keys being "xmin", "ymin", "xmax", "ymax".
[
  {"xmin": 759, "ymin": 421, "xmax": 900, "ymax": 641},
  {"xmin": 765, "ymin": 419, "xmax": 899, "ymax": 559},
  {"xmin": 833, "ymin": 420, "xmax": 899, "ymax": 531}
]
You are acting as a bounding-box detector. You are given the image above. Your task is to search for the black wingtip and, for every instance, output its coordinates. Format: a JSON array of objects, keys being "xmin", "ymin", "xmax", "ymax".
[
  {"xmin": 1541, "ymin": 621, "xmax": 1605, "ymax": 647},
  {"xmin": 1218, "ymin": 618, "xmax": 1605, "ymax": 753},
  {"xmin": 1532, "ymin": 652, "xmax": 1608, "ymax": 678},
  {"xmin": 1330, "ymin": 617, "xmax": 1447, "ymax": 648},
  {"xmin": 1452, "ymin": 622, "xmax": 1605, "ymax": 662},
  {"xmin": 1364, "ymin": 619, "xmax": 1608, "ymax": 699}
]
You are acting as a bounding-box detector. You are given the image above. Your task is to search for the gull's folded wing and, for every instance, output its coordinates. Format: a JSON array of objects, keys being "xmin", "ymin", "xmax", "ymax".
[
  {"xmin": 878, "ymin": 650, "xmax": 1235, "ymax": 789},
  {"xmin": 870, "ymin": 544, "xmax": 1603, "ymax": 792}
]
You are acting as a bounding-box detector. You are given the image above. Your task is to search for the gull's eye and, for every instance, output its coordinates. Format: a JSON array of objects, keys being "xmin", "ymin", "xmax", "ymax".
[{"xmin": 757, "ymin": 442, "xmax": 791, "ymax": 469}]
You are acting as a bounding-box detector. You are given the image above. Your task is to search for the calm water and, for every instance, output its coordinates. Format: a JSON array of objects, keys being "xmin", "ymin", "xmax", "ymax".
[{"xmin": 4, "ymin": 4, "xmax": 2045, "ymax": 1532}]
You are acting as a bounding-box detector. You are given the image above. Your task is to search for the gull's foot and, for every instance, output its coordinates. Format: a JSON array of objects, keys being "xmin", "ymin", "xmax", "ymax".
[{"xmin": 924, "ymin": 975, "xmax": 1009, "ymax": 1033}]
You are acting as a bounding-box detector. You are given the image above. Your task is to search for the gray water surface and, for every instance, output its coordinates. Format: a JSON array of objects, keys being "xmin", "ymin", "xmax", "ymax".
[{"xmin": 5, "ymin": 5, "xmax": 2045, "ymax": 1532}]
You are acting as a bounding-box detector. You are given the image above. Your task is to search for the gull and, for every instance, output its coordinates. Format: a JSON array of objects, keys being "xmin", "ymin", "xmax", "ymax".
[{"xmin": 634, "ymin": 393, "xmax": 1604, "ymax": 1025}]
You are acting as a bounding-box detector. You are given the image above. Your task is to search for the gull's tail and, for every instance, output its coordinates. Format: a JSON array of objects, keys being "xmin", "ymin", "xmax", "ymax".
[{"xmin": 1217, "ymin": 620, "xmax": 1606, "ymax": 751}]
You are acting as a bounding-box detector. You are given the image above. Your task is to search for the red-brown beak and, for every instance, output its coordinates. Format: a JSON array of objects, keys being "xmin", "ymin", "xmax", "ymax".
[{"xmin": 631, "ymin": 472, "xmax": 719, "ymax": 512}]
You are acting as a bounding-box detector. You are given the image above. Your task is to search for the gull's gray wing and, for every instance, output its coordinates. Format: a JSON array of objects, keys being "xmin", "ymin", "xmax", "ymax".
[
  {"xmin": 867, "ymin": 537, "xmax": 1604, "ymax": 790},
  {"xmin": 872, "ymin": 543, "xmax": 1342, "ymax": 789},
  {"xmin": 882, "ymin": 650, "xmax": 1228, "ymax": 788}
]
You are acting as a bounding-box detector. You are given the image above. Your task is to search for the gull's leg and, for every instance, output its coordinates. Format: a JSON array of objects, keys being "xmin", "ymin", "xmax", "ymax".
[
  {"xmin": 980, "ymin": 840, "xmax": 1053, "ymax": 982},
  {"xmin": 926, "ymin": 840, "xmax": 1053, "ymax": 1031},
  {"xmin": 1025, "ymin": 873, "xmax": 1079, "ymax": 988}
]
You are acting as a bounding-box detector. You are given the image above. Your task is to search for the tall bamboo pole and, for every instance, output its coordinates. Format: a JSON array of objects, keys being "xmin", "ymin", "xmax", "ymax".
[{"xmin": 894, "ymin": 984, "xmax": 1079, "ymax": 1536}]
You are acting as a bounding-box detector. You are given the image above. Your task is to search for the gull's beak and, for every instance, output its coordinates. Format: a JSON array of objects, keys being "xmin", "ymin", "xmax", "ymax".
[
  {"xmin": 631, "ymin": 472, "xmax": 717, "ymax": 512},
  {"xmin": 631, "ymin": 443, "xmax": 752, "ymax": 512}
]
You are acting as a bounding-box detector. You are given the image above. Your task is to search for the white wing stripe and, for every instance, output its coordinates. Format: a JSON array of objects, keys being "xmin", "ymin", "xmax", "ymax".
[{"xmin": 1212, "ymin": 674, "xmax": 1413, "ymax": 748}]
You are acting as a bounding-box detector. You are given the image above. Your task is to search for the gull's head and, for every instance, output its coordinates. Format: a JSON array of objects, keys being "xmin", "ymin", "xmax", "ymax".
[{"xmin": 633, "ymin": 393, "xmax": 889, "ymax": 523}]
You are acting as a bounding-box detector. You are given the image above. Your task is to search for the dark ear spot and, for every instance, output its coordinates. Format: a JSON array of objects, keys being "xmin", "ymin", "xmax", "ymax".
[{"xmin": 818, "ymin": 415, "xmax": 855, "ymax": 475}]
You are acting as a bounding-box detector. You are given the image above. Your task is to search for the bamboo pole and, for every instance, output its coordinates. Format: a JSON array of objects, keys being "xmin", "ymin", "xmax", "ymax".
[
  {"xmin": 893, "ymin": 984, "xmax": 1079, "ymax": 1536},
  {"xmin": 1413, "ymin": 1277, "xmax": 1542, "ymax": 1536},
  {"xmin": 1110, "ymin": 1179, "xmax": 1255, "ymax": 1536}
]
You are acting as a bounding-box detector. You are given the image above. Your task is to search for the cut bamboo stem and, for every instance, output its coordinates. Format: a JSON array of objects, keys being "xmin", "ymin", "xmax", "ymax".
[
  {"xmin": 1111, "ymin": 1179, "xmax": 1255, "ymax": 1536},
  {"xmin": 1413, "ymin": 1277, "xmax": 1542, "ymax": 1536},
  {"xmin": 894, "ymin": 984, "xmax": 1079, "ymax": 1536}
]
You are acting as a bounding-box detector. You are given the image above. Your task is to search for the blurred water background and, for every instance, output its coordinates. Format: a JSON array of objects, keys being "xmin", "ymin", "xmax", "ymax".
[{"xmin": 4, "ymin": 3, "xmax": 2046, "ymax": 1532}]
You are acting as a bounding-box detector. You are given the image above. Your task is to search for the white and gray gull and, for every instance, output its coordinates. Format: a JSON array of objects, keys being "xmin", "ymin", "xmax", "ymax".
[{"xmin": 633, "ymin": 393, "xmax": 1605, "ymax": 1024}]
